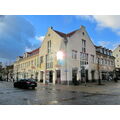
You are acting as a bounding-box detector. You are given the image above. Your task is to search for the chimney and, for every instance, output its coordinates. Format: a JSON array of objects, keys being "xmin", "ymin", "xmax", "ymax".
[
  {"xmin": 80, "ymin": 25, "xmax": 85, "ymax": 29},
  {"xmin": 50, "ymin": 26, "xmax": 53, "ymax": 29}
]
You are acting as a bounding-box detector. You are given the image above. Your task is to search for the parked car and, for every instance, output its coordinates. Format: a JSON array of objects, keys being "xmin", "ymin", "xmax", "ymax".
[{"xmin": 14, "ymin": 79, "xmax": 37, "ymax": 89}]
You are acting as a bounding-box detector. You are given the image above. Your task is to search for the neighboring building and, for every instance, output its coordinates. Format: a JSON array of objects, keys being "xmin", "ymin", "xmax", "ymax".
[
  {"xmin": 95, "ymin": 46, "xmax": 115, "ymax": 81},
  {"xmin": 2, "ymin": 64, "xmax": 14, "ymax": 81},
  {"xmin": 0, "ymin": 62, "xmax": 3, "ymax": 80},
  {"xmin": 14, "ymin": 26, "xmax": 115, "ymax": 84},
  {"xmin": 113, "ymin": 45, "xmax": 120, "ymax": 68},
  {"xmin": 113, "ymin": 45, "xmax": 120, "ymax": 78},
  {"xmin": 14, "ymin": 48, "xmax": 39, "ymax": 81}
]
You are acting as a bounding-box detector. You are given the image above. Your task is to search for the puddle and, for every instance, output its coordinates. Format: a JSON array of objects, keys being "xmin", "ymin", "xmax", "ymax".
[
  {"xmin": 23, "ymin": 98, "xmax": 28, "ymax": 101},
  {"xmin": 47, "ymin": 97, "xmax": 76, "ymax": 104},
  {"xmin": 70, "ymin": 91, "xmax": 77, "ymax": 93},
  {"xmin": 48, "ymin": 100, "xmax": 58, "ymax": 104},
  {"xmin": 83, "ymin": 93, "xmax": 118, "ymax": 97},
  {"xmin": 60, "ymin": 97, "xmax": 76, "ymax": 102}
]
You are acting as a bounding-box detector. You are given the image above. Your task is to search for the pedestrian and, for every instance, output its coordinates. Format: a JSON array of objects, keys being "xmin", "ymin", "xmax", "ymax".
[{"xmin": 114, "ymin": 77, "xmax": 118, "ymax": 82}]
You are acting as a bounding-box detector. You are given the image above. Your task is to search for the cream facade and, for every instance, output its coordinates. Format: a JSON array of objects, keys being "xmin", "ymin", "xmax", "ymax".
[
  {"xmin": 14, "ymin": 48, "xmax": 39, "ymax": 81},
  {"xmin": 113, "ymin": 45, "xmax": 120, "ymax": 68},
  {"xmin": 14, "ymin": 26, "xmax": 115, "ymax": 84}
]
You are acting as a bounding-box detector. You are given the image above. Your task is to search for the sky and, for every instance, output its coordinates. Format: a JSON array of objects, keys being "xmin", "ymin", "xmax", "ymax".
[{"xmin": 0, "ymin": 15, "xmax": 120, "ymax": 64}]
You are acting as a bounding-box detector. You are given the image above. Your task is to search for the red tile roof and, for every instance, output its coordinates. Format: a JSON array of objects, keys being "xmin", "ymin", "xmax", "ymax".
[{"xmin": 27, "ymin": 48, "xmax": 39, "ymax": 54}]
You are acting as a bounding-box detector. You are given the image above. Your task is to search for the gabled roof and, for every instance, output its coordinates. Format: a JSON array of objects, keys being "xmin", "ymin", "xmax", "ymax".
[
  {"xmin": 27, "ymin": 48, "xmax": 39, "ymax": 54},
  {"xmin": 53, "ymin": 29, "xmax": 78, "ymax": 38}
]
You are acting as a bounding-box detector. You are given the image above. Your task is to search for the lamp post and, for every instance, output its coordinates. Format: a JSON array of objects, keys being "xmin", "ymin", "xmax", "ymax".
[
  {"xmin": 64, "ymin": 38, "xmax": 68, "ymax": 85},
  {"xmin": 98, "ymin": 58, "xmax": 102, "ymax": 85}
]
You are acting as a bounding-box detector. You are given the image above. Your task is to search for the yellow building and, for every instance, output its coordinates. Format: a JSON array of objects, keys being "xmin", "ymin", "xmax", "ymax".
[{"xmin": 14, "ymin": 48, "xmax": 39, "ymax": 81}]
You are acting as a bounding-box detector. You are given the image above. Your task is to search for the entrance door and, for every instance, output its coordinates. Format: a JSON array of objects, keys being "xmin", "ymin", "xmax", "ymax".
[
  {"xmin": 40, "ymin": 71, "xmax": 43, "ymax": 83},
  {"xmin": 85, "ymin": 70, "xmax": 88, "ymax": 82},
  {"xmin": 49, "ymin": 71, "xmax": 53, "ymax": 83},
  {"xmin": 91, "ymin": 70, "xmax": 95, "ymax": 82},
  {"xmin": 72, "ymin": 69, "xmax": 77, "ymax": 84},
  {"xmin": 81, "ymin": 69, "xmax": 88, "ymax": 83},
  {"xmin": 56, "ymin": 70, "xmax": 61, "ymax": 84}
]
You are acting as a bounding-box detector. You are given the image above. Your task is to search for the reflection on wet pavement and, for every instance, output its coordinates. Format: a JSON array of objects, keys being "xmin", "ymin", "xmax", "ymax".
[{"xmin": 1, "ymin": 81, "xmax": 120, "ymax": 105}]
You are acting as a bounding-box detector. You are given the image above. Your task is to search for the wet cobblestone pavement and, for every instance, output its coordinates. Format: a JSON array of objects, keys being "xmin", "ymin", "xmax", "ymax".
[{"xmin": 1, "ymin": 81, "xmax": 120, "ymax": 105}]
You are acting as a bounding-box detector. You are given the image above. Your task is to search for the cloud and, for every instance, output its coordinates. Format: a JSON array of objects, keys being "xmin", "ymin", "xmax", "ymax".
[
  {"xmin": 111, "ymin": 42, "xmax": 120, "ymax": 50},
  {"xmin": 93, "ymin": 15, "xmax": 120, "ymax": 30},
  {"xmin": 0, "ymin": 15, "xmax": 39, "ymax": 61},
  {"xmin": 97, "ymin": 40, "xmax": 120, "ymax": 50},
  {"xmin": 98, "ymin": 41, "xmax": 110, "ymax": 47},
  {"xmin": 76, "ymin": 15, "xmax": 120, "ymax": 34},
  {"xmin": 77, "ymin": 15, "xmax": 95, "ymax": 22},
  {"xmin": 25, "ymin": 47, "xmax": 33, "ymax": 52},
  {"xmin": 36, "ymin": 36, "xmax": 45, "ymax": 42}
]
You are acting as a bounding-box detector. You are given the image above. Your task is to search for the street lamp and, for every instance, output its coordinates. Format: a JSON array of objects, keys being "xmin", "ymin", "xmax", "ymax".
[{"xmin": 98, "ymin": 58, "xmax": 102, "ymax": 85}]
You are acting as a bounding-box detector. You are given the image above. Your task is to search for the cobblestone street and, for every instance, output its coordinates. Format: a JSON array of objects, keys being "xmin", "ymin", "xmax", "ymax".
[{"xmin": 1, "ymin": 81, "xmax": 120, "ymax": 105}]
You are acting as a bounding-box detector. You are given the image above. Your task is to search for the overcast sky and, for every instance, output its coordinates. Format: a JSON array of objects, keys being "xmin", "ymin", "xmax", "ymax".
[{"xmin": 0, "ymin": 15, "xmax": 120, "ymax": 64}]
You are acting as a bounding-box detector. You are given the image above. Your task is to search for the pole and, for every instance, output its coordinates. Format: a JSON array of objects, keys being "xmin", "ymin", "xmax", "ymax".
[
  {"xmin": 84, "ymin": 67, "xmax": 86, "ymax": 86},
  {"xmin": 98, "ymin": 58, "xmax": 102, "ymax": 85},
  {"xmin": 64, "ymin": 38, "xmax": 68, "ymax": 85}
]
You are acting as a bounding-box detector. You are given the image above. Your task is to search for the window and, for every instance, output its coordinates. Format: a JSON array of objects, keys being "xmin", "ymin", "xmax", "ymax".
[
  {"xmin": 80, "ymin": 52, "xmax": 88, "ymax": 66},
  {"xmin": 105, "ymin": 59, "xmax": 107, "ymax": 65},
  {"xmin": 72, "ymin": 50, "xmax": 77, "ymax": 59},
  {"xmin": 37, "ymin": 57, "xmax": 39, "ymax": 67},
  {"xmin": 82, "ymin": 39, "xmax": 86, "ymax": 53},
  {"xmin": 111, "ymin": 61, "xmax": 114, "ymax": 66},
  {"xmin": 110, "ymin": 52, "xmax": 112, "ymax": 56},
  {"xmin": 34, "ymin": 59, "xmax": 37, "ymax": 66},
  {"xmin": 29, "ymin": 61, "xmax": 30, "ymax": 66},
  {"xmin": 91, "ymin": 55, "xmax": 94, "ymax": 63},
  {"xmin": 82, "ymin": 32, "xmax": 85, "ymax": 35},
  {"xmin": 82, "ymin": 39, "xmax": 86, "ymax": 47},
  {"xmin": 46, "ymin": 55, "xmax": 53, "ymax": 69},
  {"xmin": 31, "ymin": 60, "xmax": 34, "ymax": 66},
  {"xmin": 47, "ymin": 40, "xmax": 51, "ymax": 53},
  {"xmin": 101, "ymin": 59, "xmax": 104, "ymax": 65},
  {"xmin": 40, "ymin": 56, "xmax": 43, "ymax": 64}
]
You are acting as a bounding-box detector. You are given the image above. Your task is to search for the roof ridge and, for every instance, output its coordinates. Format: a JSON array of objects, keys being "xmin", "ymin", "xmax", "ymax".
[
  {"xmin": 27, "ymin": 48, "xmax": 39, "ymax": 54},
  {"xmin": 53, "ymin": 29, "xmax": 78, "ymax": 38}
]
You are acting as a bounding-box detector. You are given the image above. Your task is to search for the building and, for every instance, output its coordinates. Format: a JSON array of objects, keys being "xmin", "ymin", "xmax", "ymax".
[
  {"xmin": 113, "ymin": 45, "xmax": 120, "ymax": 78},
  {"xmin": 14, "ymin": 26, "xmax": 115, "ymax": 84},
  {"xmin": 2, "ymin": 64, "xmax": 14, "ymax": 81},
  {"xmin": 14, "ymin": 48, "xmax": 39, "ymax": 81},
  {"xmin": 95, "ymin": 46, "xmax": 115, "ymax": 81},
  {"xmin": 0, "ymin": 62, "xmax": 3, "ymax": 80},
  {"xmin": 113, "ymin": 45, "xmax": 120, "ymax": 68}
]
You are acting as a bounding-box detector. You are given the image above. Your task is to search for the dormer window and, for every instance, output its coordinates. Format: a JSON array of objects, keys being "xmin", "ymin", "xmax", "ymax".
[{"xmin": 100, "ymin": 48, "xmax": 102, "ymax": 53}]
